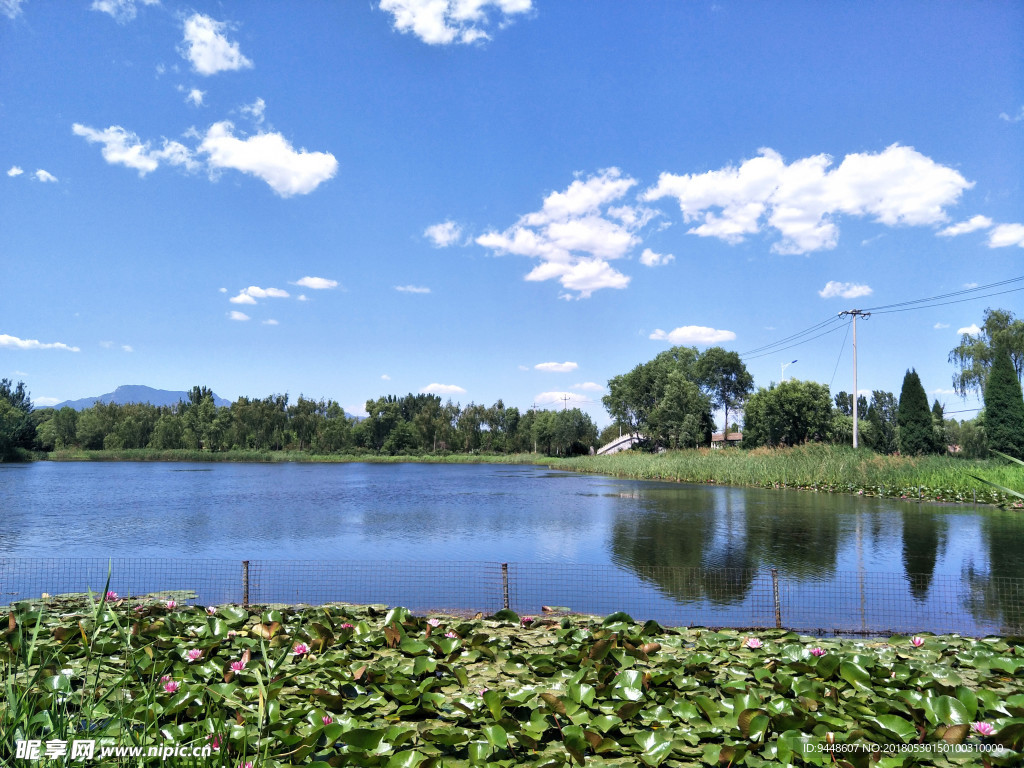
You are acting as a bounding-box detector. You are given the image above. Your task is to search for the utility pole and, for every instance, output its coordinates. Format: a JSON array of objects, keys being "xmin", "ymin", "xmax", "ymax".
[
  {"xmin": 561, "ymin": 394, "xmax": 571, "ymax": 411},
  {"xmin": 839, "ymin": 310, "xmax": 870, "ymax": 448}
]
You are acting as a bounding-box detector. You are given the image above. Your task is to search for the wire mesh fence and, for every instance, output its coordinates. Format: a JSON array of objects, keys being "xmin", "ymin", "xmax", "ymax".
[{"xmin": 1, "ymin": 558, "xmax": 1021, "ymax": 637}]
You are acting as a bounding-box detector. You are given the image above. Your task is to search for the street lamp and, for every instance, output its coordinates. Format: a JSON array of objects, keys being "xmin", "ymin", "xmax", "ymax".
[{"xmin": 781, "ymin": 359, "xmax": 797, "ymax": 382}]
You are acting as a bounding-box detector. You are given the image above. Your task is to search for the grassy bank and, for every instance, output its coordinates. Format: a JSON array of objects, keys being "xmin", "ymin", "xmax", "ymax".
[
  {"xmin": 3, "ymin": 592, "xmax": 1022, "ymax": 767},
  {"xmin": 559, "ymin": 444, "xmax": 1024, "ymax": 507},
  {"xmin": 43, "ymin": 448, "xmax": 550, "ymax": 466}
]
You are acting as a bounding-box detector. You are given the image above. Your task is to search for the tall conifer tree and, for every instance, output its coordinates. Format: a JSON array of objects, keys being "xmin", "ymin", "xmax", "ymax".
[
  {"xmin": 983, "ymin": 345, "xmax": 1024, "ymax": 459},
  {"xmin": 897, "ymin": 369, "xmax": 937, "ymax": 455}
]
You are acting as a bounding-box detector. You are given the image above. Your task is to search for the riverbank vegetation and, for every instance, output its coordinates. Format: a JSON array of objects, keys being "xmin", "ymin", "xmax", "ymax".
[{"xmin": 4, "ymin": 591, "xmax": 1024, "ymax": 767}]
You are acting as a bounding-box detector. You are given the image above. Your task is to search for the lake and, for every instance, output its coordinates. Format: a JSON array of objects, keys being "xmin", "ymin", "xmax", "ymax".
[{"xmin": 1, "ymin": 461, "xmax": 1021, "ymax": 634}]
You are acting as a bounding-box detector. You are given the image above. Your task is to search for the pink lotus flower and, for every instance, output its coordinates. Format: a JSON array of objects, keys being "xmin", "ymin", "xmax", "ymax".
[
  {"xmin": 293, "ymin": 642, "xmax": 309, "ymax": 656},
  {"xmin": 340, "ymin": 622, "xmax": 354, "ymax": 630},
  {"xmin": 427, "ymin": 618, "xmax": 441, "ymax": 627},
  {"xmin": 160, "ymin": 674, "xmax": 173, "ymax": 683},
  {"xmin": 226, "ymin": 630, "xmax": 238, "ymax": 639},
  {"xmin": 106, "ymin": 591, "xmax": 119, "ymax": 601},
  {"xmin": 972, "ymin": 722, "xmax": 995, "ymax": 737},
  {"xmin": 187, "ymin": 649, "xmax": 203, "ymax": 662},
  {"xmin": 911, "ymin": 636, "xmax": 925, "ymax": 647},
  {"xmin": 133, "ymin": 605, "xmax": 145, "ymax": 613},
  {"xmin": 165, "ymin": 599, "xmax": 177, "ymax": 610},
  {"xmin": 810, "ymin": 647, "xmax": 826, "ymax": 657},
  {"xmin": 745, "ymin": 637, "xmax": 763, "ymax": 649},
  {"xmin": 239, "ymin": 763, "xmax": 253, "ymax": 768},
  {"xmin": 230, "ymin": 660, "xmax": 246, "ymax": 672},
  {"xmin": 164, "ymin": 680, "xmax": 179, "ymax": 693},
  {"xmin": 521, "ymin": 616, "xmax": 535, "ymax": 625},
  {"xmin": 445, "ymin": 631, "xmax": 458, "ymax": 639},
  {"xmin": 206, "ymin": 734, "xmax": 220, "ymax": 751},
  {"xmin": 206, "ymin": 606, "xmax": 216, "ymax": 615},
  {"xmin": 322, "ymin": 715, "xmax": 333, "ymax": 725}
]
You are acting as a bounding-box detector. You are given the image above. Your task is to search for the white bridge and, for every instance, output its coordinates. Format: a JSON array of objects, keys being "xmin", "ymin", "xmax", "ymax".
[{"xmin": 596, "ymin": 432, "xmax": 645, "ymax": 456}]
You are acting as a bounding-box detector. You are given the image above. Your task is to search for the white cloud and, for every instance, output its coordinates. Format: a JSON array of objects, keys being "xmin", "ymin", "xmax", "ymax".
[
  {"xmin": 933, "ymin": 322, "xmax": 950, "ymax": 329},
  {"xmin": 649, "ymin": 326, "xmax": 737, "ymax": 345},
  {"xmin": 293, "ymin": 276, "xmax": 338, "ymax": 290},
  {"xmin": 121, "ymin": 345, "xmax": 133, "ymax": 352},
  {"xmin": 964, "ymin": 282, "xmax": 979, "ymax": 289},
  {"xmin": 7, "ymin": 166, "xmax": 23, "ymax": 177},
  {"xmin": 228, "ymin": 311, "xmax": 250, "ymax": 321},
  {"xmin": 639, "ymin": 248, "xmax": 674, "ymax": 267},
  {"xmin": 72, "ymin": 123, "xmax": 198, "ymax": 176},
  {"xmin": 476, "ymin": 169, "xmax": 653, "ymax": 298},
  {"xmin": 572, "ymin": 382, "xmax": 604, "ymax": 392},
  {"xmin": 262, "ymin": 319, "xmax": 278, "ymax": 326},
  {"xmin": 1, "ymin": 0, "xmax": 27, "ymax": 19},
  {"xmin": 421, "ymin": 382, "xmax": 466, "ymax": 395},
  {"xmin": 957, "ymin": 324, "xmax": 982, "ymax": 335},
  {"xmin": 424, "ymin": 220, "xmax": 463, "ymax": 247},
  {"xmin": 999, "ymin": 106, "xmax": 1024, "ymax": 123},
  {"xmin": 534, "ymin": 361, "xmax": 578, "ymax": 373},
  {"xmin": 818, "ymin": 281, "xmax": 873, "ymax": 299},
  {"xmin": 185, "ymin": 88, "xmax": 205, "ymax": 107},
  {"xmin": 988, "ymin": 223, "xmax": 1024, "ymax": 248},
  {"xmin": 34, "ymin": 169, "xmax": 57, "ymax": 182},
  {"xmin": 218, "ymin": 287, "xmax": 227, "ymax": 293},
  {"xmin": 91, "ymin": 0, "xmax": 159, "ymax": 24},
  {"xmin": 931, "ymin": 388, "xmax": 956, "ymax": 395},
  {"xmin": 395, "ymin": 285, "xmax": 431, "ymax": 293},
  {"xmin": 517, "ymin": 365, "xmax": 529, "ymax": 371},
  {"xmin": 381, "ymin": 374, "xmax": 391, "ymax": 381},
  {"xmin": 229, "ymin": 286, "xmax": 289, "ymax": 304},
  {"xmin": 297, "ymin": 294, "xmax": 308, "ymax": 301},
  {"xmin": 199, "ymin": 121, "xmax": 337, "ymax": 197},
  {"xmin": 534, "ymin": 391, "xmax": 588, "ymax": 407},
  {"xmin": 241, "ymin": 97, "xmax": 266, "ymax": 125},
  {"xmin": 379, "ymin": 0, "xmax": 532, "ymax": 45},
  {"xmin": 180, "ymin": 13, "xmax": 253, "ymax": 76},
  {"xmin": 34, "ymin": 396, "xmax": 61, "ymax": 407},
  {"xmin": 0, "ymin": 333, "xmax": 80, "ymax": 352},
  {"xmin": 938, "ymin": 215, "xmax": 993, "ymax": 237},
  {"xmin": 643, "ymin": 144, "xmax": 972, "ymax": 254}
]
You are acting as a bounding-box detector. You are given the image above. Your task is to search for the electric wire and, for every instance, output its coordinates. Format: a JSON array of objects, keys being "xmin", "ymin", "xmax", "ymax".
[
  {"xmin": 860, "ymin": 275, "xmax": 1024, "ymax": 313},
  {"xmin": 829, "ymin": 318, "xmax": 852, "ymax": 388},
  {"xmin": 742, "ymin": 322, "xmax": 849, "ymax": 362}
]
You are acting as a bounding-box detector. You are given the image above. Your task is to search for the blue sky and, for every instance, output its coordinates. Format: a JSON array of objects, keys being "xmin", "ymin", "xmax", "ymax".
[{"xmin": 2, "ymin": 1, "xmax": 1022, "ymax": 425}]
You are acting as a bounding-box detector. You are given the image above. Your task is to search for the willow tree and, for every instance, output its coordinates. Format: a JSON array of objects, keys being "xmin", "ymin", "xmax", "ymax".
[{"xmin": 949, "ymin": 308, "xmax": 1024, "ymax": 398}]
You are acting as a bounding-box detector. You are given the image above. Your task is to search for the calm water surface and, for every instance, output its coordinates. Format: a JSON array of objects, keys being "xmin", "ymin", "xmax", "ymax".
[{"xmin": 2, "ymin": 462, "xmax": 1022, "ymax": 632}]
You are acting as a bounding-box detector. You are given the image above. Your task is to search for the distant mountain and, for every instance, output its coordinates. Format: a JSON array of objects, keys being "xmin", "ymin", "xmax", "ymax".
[{"xmin": 45, "ymin": 385, "xmax": 232, "ymax": 411}]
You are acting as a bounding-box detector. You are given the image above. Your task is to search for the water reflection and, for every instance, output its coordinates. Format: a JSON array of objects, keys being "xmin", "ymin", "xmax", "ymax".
[{"xmin": 900, "ymin": 509, "xmax": 948, "ymax": 601}]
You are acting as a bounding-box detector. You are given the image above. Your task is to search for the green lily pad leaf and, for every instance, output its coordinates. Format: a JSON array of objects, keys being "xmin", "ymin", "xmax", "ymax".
[
  {"xmin": 540, "ymin": 692, "xmax": 567, "ymax": 716},
  {"xmin": 602, "ymin": 611, "xmax": 634, "ymax": 625},
  {"xmin": 839, "ymin": 661, "xmax": 871, "ymax": 689},
  {"xmin": 563, "ymin": 724, "xmax": 588, "ymax": 765},
  {"xmin": 387, "ymin": 751, "xmax": 427, "ymax": 768},
  {"xmin": 870, "ymin": 714, "xmax": 918, "ymax": 743},
  {"xmin": 930, "ymin": 695, "xmax": 971, "ymax": 726},
  {"xmin": 482, "ymin": 724, "xmax": 507, "ymax": 750},
  {"xmin": 41, "ymin": 674, "xmax": 71, "ymax": 692},
  {"xmin": 938, "ymin": 723, "xmax": 969, "ymax": 744},
  {"xmin": 816, "ymin": 654, "xmax": 841, "ymax": 679},
  {"xmin": 738, "ymin": 708, "xmax": 768, "ymax": 739},
  {"xmin": 491, "ymin": 609, "xmax": 519, "ymax": 623},
  {"xmin": 340, "ymin": 728, "xmax": 386, "ymax": 752}
]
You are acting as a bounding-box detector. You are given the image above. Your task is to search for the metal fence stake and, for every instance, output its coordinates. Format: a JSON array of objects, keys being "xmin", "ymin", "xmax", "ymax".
[
  {"xmin": 771, "ymin": 568, "xmax": 782, "ymax": 629},
  {"xmin": 242, "ymin": 560, "xmax": 250, "ymax": 607},
  {"xmin": 502, "ymin": 563, "xmax": 509, "ymax": 610}
]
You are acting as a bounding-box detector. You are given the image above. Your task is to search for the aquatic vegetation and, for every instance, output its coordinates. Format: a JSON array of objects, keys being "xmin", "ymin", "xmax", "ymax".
[{"xmin": 2, "ymin": 593, "xmax": 1024, "ymax": 766}]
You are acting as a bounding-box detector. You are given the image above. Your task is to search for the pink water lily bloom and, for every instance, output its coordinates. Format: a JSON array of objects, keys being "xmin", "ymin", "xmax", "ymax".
[
  {"xmin": 163, "ymin": 680, "xmax": 179, "ymax": 694},
  {"xmin": 205, "ymin": 734, "xmax": 220, "ymax": 751},
  {"xmin": 445, "ymin": 631, "xmax": 458, "ymax": 639},
  {"xmin": 911, "ymin": 636, "xmax": 925, "ymax": 647},
  {"xmin": 165, "ymin": 599, "xmax": 177, "ymax": 610},
  {"xmin": 972, "ymin": 722, "xmax": 995, "ymax": 737},
  {"xmin": 239, "ymin": 763, "xmax": 253, "ymax": 768},
  {"xmin": 106, "ymin": 591, "xmax": 119, "ymax": 601},
  {"xmin": 322, "ymin": 715, "xmax": 333, "ymax": 725},
  {"xmin": 226, "ymin": 630, "xmax": 238, "ymax": 639},
  {"xmin": 206, "ymin": 606, "xmax": 216, "ymax": 615},
  {"xmin": 160, "ymin": 674, "xmax": 172, "ymax": 683},
  {"xmin": 340, "ymin": 622, "xmax": 354, "ymax": 630},
  {"xmin": 810, "ymin": 647, "xmax": 826, "ymax": 657},
  {"xmin": 293, "ymin": 642, "xmax": 310, "ymax": 656},
  {"xmin": 745, "ymin": 637, "xmax": 763, "ymax": 649},
  {"xmin": 230, "ymin": 660, "xmax": 246, "ymax": 672},
  {"xmin": 187, "ymin": 649, "xmax": 203, "ymax": 662},
  {"xmin": 521, "ymin": 616, "xmax": 535, "ymax": 625},
  {"xmin": 427, "ymin": 618, "xmax": 441, "ymax": 627}
]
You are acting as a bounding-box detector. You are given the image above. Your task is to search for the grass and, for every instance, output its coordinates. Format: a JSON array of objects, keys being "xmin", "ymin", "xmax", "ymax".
[{"xmin": 3, "ymin": 591, "xmax": 1023, "ymax": 767}]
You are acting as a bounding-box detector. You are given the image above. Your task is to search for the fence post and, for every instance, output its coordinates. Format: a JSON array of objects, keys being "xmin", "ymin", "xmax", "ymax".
[
  {"xmin": 501, "ymin": 563, "xmax": 509, "ymax": 611},
  {"xmin": 242, "ymin": 560, "xmax": 250, "ymax": 608},
  {"xmin": 771, "ymin": 568, "xmax": 782, "ymax": 629}
]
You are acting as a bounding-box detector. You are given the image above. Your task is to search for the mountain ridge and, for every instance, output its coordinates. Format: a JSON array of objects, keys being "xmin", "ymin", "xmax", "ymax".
[{"xmin": 44, "ymin": 385, "xmax": 233, "ymax": 411}]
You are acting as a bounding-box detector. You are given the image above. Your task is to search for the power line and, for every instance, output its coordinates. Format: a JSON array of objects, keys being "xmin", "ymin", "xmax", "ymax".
[
  {"xmin": 742, "ymin": 321, "xmax": 849, "ymax": 361},
  {"xmin": 740, "ymin": 315, "xmax": 844, "ymax": 357},
  {"xmin": 861, "ymin": 275, "xmax": 1024, "ymax": 313},
  {"xmin": 829, "ymin": 317, "xmax": 852, "ymax": 388},
  {"xmin": 869, "ymin": 285, "xmax": 1024, "ymax": 315}
]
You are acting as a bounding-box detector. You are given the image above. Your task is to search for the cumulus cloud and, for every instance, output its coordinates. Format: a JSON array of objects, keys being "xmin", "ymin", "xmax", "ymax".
[
  {"xmin": 957, "ymin": 324, "xmax": 982, "ymax": 335},
  {"xmin": 185, "ymin": 88, "xmax": 205, "ymax": 107},
  {"xmin": 818, "ymin": 281, "xmax": 873, "ymax": 299},
  {"xmin": 379, "ymin": 0, "xmax": 532, "ymax": 45},
  {"xmin": 34, "ymin": 169, "xmax": 58, "ymax": 182},
  {"xmin": 1, "ymin": 0, "xmax": 27, "ymax": 19},
  {"xmin": 381, "ymin": 374, "xmax": 391, "ymax": 381},
  {"xmin": 7, "ymin": 166, "xmax": 23, "ymax": 177},
  {"xmin": 241, "ymin": 97, "xmax": 266, "ymax": 124},
  {"xmin": 229, "ymin": 286, "xmax": 289, "ymax": 304},
  {"xmin": 0, "ymin": 333, "xmax": 80, "ymax": 352},
  {"xmin": 534, "ymin": 361, "xmax": 578, "ymax": 373},
  {"xmin": 934, "ymin": 322, "xmax": 950, "ymax": 329},
  {"xmin": 228, "ymin": 311, "xmax": 250, "ymax": 321},
  {"xmin": 639, "ymin": 248, "xmax": 674, "ymax": 267},
  {"xmin": 649, "ymin": 326, "xmax": 737, "ymax": 345},
  {"xmin": 72, "ymin": 123, "xmax": 198, "ymax": 175},
  {"xmin": 395, "ymin": 285, "xmax": 431, "ymax": 293},
  {"xmin": 999, "ymin": 106, "xmax": 1024, "ymax": 123},
  {"xmin": 91, "ymin": 0, "xmax": 159, "ymax": 24},
  {"xmin": 938, "ymin": 215, "xmax": 993, "ymax": 237},
  {"xmin": 34, "ymin": 396, "xmax": 61, "ymax": 407},
  {"xmin": 293, "ymin": 276, "xmax": 338, "ymax": 290},
  {"xmin": 262, "ymin": 319, "xmax": 278, "ymax": 326},
  {"xmin": 421, "ymin": 382, "xmax": 466, "ymax": 395},
  {"xmin": 424, "ymin": 220, "xmax": 463, "ymax": 247},
  {"xmin": 534, "ymin": 391, "xmax": 588, "ymax": 407},
  {"xmin": 643, "ymin": 144, "xmax": 972, "ymax": 254},
  {"xmin": 572, "ymin": 382, "xmax": 604, "ymax": 392},
  {"xmin": 199, "ymin": 121, "xmax": 337, "ymax": 197},
  {"xmin": 180, "ymin": 13, "xmax": 253, "ymax": 76},
  {"xmin": 121, "ymin": 345, "xmax": 133, "ymax": 352},
  {"xmin": 988, "ymin": 223, "xmax": 1024, "ymax": 248},
  {"xmin": 477, "ymin": 168, "xmax": 654, "ymax": 298}
]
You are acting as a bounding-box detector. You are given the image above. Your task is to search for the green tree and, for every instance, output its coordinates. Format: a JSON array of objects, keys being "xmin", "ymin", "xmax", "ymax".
[
  {"xmin": 864, "ymin": 391, "xmax": 898, "ymax": 454},
  {"xmin": 741, "ymin": 379, "xmax": 834, "ymax": 448},
  {"xmin": 982, "ymin": 344, "xmax": 1024, "ymax": 459},
  {"xmin": 695, "ymin": 347, "xmax": 754, "ymax": 437},
  {"xmin": 948, "ymin": 308, "xmax": 1024, "ymax": 398},
  {"xmin": 0, "ymin": 379, "xmax": 35, "ymax": 458},
  {"xmin": 897, "ymin": 369, "xmax": 938, "ymax": 455}
]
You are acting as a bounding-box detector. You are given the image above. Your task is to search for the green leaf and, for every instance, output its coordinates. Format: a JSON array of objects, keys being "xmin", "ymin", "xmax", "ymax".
[
  {"xmin": 563, "ymin": 724, "xmax": 588, "ymax": 765},
  {"xmin": 387, "ymin": 751, "xmax": 426, "ymax": 768},
  {"xmin": 929, "ymin": 695, "xmax": 971, "ymax": 726},
  {"xmin": 839, "ymin": 661, "xmax": 871, "ymax": 690},
  {"xmin": 870, "ymin": 714, "xmax": 918, "ymax": 743}
]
